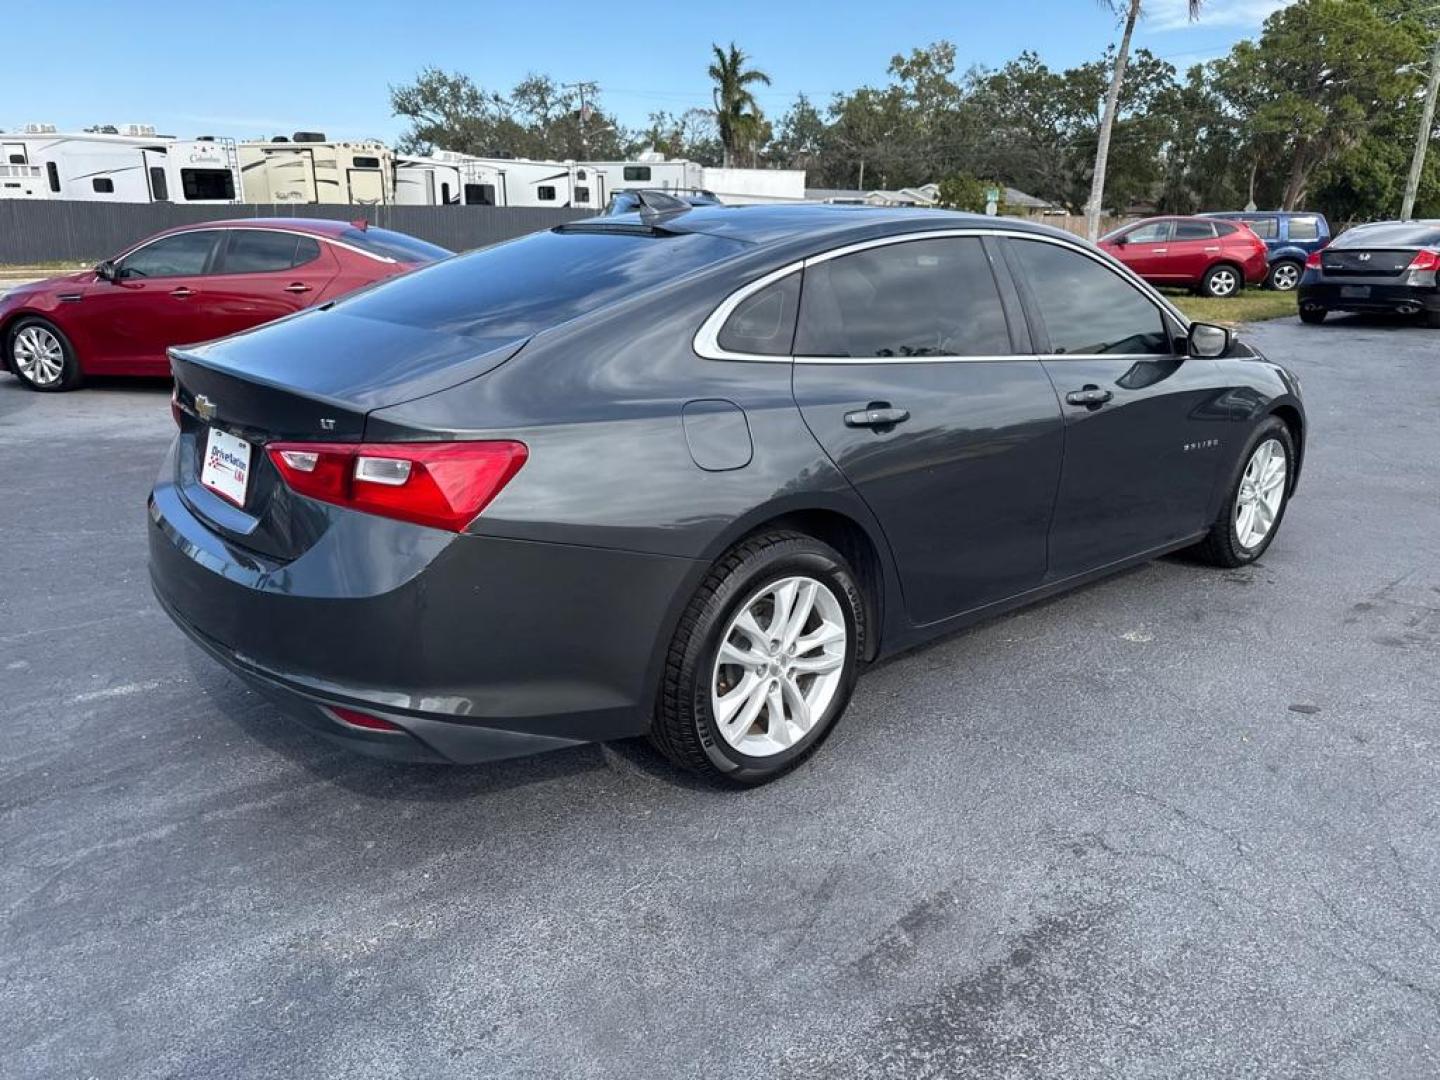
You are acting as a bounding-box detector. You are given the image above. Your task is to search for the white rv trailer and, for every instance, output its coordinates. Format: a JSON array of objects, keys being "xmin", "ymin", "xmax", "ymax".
[
  {"xmin": 0, "ymin": 125, "xmax": 241, "ymax": 203},
  {"xmin": 239, "ymin": 135, "xmax": 394, "ymax": 205},
  {"xmin": 439, "ymin": 156, "xmax": 604, "ymax": 210},
  {"xmin": 395, "ymin": 154, "xmax": 463, "ymax": 206},
  {"xmin": 578, "ymin": 154, "xmax": 807, "ymax": 205}
]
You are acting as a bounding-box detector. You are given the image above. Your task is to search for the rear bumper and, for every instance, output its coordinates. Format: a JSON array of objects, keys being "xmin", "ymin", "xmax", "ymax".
[
  {"xmin": 148, "ymin": 453, "xmax": 697, "ymax": 764},
  {"xmin": 1299, "ymin": 279, "xmax": 1440, "ymax": 314}
]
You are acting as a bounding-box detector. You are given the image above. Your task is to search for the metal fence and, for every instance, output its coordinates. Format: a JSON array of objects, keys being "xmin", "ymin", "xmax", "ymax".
[{"xmin": 0, "ymin": 201, "xmax": 591, "ymax": 265}]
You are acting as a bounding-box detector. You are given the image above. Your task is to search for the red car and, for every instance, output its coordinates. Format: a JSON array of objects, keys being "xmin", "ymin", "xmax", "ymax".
[
  {"xmin": 0, "ymin": 219, "xmax": 450, "ymax": 391},
  {"xmin": 1099, "ymin": 215, "xmax": 1269, "ymax": 298}
]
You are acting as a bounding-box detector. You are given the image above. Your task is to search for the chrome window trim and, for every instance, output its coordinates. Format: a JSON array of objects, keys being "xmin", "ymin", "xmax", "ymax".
[
  {"xmin": 112, "ymin": 225, "xmax": 398, "ymax": 270},
  {"xmin": 692, "ymin": 227, "xmax": 1188, "ymax": 364}
]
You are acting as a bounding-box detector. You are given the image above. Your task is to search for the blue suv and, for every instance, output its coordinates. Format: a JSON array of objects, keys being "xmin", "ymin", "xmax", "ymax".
[{"xmin": 1203, "ymin": 211, "xmax": 1331, "ymax": 292}]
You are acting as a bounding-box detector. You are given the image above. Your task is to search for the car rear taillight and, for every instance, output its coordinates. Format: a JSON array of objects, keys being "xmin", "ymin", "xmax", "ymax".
[
  {"xmin": 1305, "ymin": 250, "xmax": 1323, "ymax": 270},
  {"xmin": 267, "ymin": 440, "xmax": 527, "ymax": 532},
  {"xmin": 1406, "ymin": 248, "xmax": 1440, "ymax": 272}
]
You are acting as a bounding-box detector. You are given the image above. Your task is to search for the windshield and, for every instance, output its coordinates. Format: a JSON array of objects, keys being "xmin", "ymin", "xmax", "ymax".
[
  {"xmin": 332, "ymin": 226, "xmax": 746, "ymax": 340},
  {"xmin": 340, "ymin": 227, "xmax": 452, "ymax": 263}
]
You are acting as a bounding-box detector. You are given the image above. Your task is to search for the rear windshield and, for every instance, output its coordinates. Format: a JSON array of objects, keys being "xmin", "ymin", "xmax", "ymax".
[
  {"xmin": 340, "ymin": 226, "xmax": 452, "ymax": 263},
  {"xmin": 332, "ymin": 227, "xmax": 746, "ymax": 340},
  {"xmin": 1334, "ymin": 222, "xmax": 1440, "ymax": 248}
]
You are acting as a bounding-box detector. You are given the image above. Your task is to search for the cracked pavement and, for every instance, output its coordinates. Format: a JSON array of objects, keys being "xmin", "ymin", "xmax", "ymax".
[{"xmin": 2, "ymin": 314, "xmax": 1438, "ymax": 1078}]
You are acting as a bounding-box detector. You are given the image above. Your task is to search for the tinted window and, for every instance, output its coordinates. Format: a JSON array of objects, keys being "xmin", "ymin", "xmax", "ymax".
[
  {"xmin": 624, "ymin": 166, "xmax": 651, "ymax": 182},
  {"xmin": 1287, "ymin": 216, "xmax": 1320, "ymax": 241},
  {"xmin": 796, "ymin": 237, "xmax": 1011, "ymax": 358},
  {"xmin": 93, "ymin": 178, "xmax": 114, "ymax": 194},
  {"xmin": 46, "ymin": 162, "xmax": 59, "ymax": 193},
  {"xmin": 181, "ymin": 168, "xmax": 235, "ymax": 201},
  {"xmin": 575, "ymin": 186, "xmax": 590, "ymax": 202},
  {"xmin": 718, "ymin": 273, "xmax": 800, "ymax": 355},
  {"xmin": 1240, "ymin": 217, "xmax": 1278, "ymax": 239},
  {"xmin": 1174, "ymin": 220, "xmax": 1216, "ymax": 240},
  {"xmin": 338, "ymin": 227, "xmax": 451, "ymax": 263},
  {"xmin": 352, "ymin": 156, "xmax": 382, "ymax": 169},
  {"xmin": 149, "ymin": 166, "xmax": 169, "ymax": 201},
  {"xmin": 1011, "ymin": 239, "xmax": 1169, "ymax": 356},
  {"xmin": 221, "ymin": 230, "xmax": 319, "ymax": 274},
  {"xmin": 1123, "ymin": 221, "xmax": 1170, "ymax": 244},
  {"xmin": 118, "ymin": 231, "xmax": 217, "ymax": 278},
  {"xmin": 1213, "ymin": 222, "xmax": 1238, "ymax": 236},
  {"xmin": 440, "ymin": 182, "xmax": 452, "ymax": 204},
  {"xmin": 333, "ymin": 228, "xmax": 745, "ymax": 345},
  {"xmin": 537, "ymin": 186, "xmax": 557, "ymax": 201},
  {"xmin": 1334, "ymin": 222, "xmax": 1440, "ymax": 248},
  {"xmin": 464, "ymin": 183, "xmax": 495, "ymax": 206},
  {"xmin": 8, "ymin": 154, "xmax": 23, "ymax": 164}
]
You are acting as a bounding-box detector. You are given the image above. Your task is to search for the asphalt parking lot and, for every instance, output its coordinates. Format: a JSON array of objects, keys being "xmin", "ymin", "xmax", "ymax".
[{"xmin": 3, "ymin": 315, "xmax": 1438, "ymax": 1079}]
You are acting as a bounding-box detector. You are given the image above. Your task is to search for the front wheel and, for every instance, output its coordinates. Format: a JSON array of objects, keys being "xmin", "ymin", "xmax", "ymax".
[
  {"xmin": 1267, "ymin": 259, "xmax": 1302, "ymax": 292},
  {"xmin": 7, "ymin": 317, "xmax": 82, "ymax": 391},
  {"xmin": 650, "ymin": 530, "xmax": 865, "ymax": 785},
  {"xmin": 1200, "ymin": 264, "xmax": 1242, "ymax": 298},
  {"xmin": 1189, "ymin": 418, "xmax": 1295, "ymax": 568}
]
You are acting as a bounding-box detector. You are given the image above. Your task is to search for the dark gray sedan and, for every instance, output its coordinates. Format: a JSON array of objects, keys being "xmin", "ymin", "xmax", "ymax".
[{"xmin": 150, "ymin": 205, "xmax": 1306, "ymax": 784}]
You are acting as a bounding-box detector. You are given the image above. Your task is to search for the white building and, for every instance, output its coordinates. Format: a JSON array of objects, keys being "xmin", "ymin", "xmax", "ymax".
[{"xmin": 0, "ymin": 125, "xmax": 240, "ymax": 203}]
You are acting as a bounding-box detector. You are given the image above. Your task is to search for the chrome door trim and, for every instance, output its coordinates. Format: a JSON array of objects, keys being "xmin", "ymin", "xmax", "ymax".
[{"xmin": 692, "ymin": 227, "xmax": 1190, "ymax": 364}]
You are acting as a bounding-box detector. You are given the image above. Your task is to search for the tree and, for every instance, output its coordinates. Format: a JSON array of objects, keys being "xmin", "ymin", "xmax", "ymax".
[
  {"xmin": 639, "ymin": 109, "xmax": 722, "ymax": 165},
  {"xmin": 935, "ymin": 174, "xmax": 1006, "ymax": 213},
  {"xmin": 1085, "ymin": 0, "xmax": 1202, "ymax": 239},
  {"xmin": 1214, "ymin": 0, "xmax": 1425, "ymax": 210},
  {"xmin": 390, "ymin": 67, "xmax": 626, "ymax": 160},
  {"xmin": 708, "ymin": 43, "xmax": 771, "ymax": 168}
]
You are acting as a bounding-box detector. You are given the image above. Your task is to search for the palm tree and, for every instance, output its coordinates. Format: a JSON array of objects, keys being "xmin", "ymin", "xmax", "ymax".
[
  {"xmin": 1085, "ymin": 1, "xmax": 1202, "ymax": 240},
  {"xmin": 709, "ymin": 43, "xmax": 772, "ymax": 169}
]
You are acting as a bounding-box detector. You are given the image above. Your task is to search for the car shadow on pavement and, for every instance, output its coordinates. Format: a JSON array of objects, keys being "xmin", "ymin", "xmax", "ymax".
[{"xmin": 185, "ymin": 648, "xmax": 715, "ymax": 800}]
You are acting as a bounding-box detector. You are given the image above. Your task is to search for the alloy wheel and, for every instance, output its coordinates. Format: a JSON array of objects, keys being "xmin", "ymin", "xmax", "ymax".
[
  {"xmin": 1235, "ymin": 438, "xmax": 1287, "ymax": 550},
  {"xmin": 13, "ymin": 326, "xmax": 66, "ymax": 387},
  {"xmin": 710, "ymin": 575, "xmax": 847, "ymax": 757},
  {"xmin": 1209, "ymin": 268, "xmax": 1238, "ymax": 297},
  {"xmin": 1270, "ymin": 263, "xmax": 1300, "ymax": 291}
]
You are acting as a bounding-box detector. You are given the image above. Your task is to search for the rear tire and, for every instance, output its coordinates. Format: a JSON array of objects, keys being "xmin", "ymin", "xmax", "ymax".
[
  {"xmin": 1189, "ymin": 417, "xmax": 1295, "ymax": 568},
  {"xmin": 650, "ymin": 530, "xmax": 865, "ymax": 785},
  {"xmin": 1299, "ymin": 306, "xmax": 1327, "ymax": 325},
  {"xmin": 1267, "ymin": 259, "xmax": 1302, "ymax": 292},
  {"xmin": 7, "ymin": 317, "xmax": 82, "ymax": 391},
  {"xmin": 1425, "ymin": 309, "xmax": 1440, "ymax": 329},
  {"xmin": 1200, "ymin": 264, "xmax": 1242, "ymax": 298}
]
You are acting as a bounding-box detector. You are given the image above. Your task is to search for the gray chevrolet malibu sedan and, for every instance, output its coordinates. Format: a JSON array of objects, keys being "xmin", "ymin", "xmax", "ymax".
[{"xmin": 150, "ymin": 204, "xmax": 1306, "ymax": 784}]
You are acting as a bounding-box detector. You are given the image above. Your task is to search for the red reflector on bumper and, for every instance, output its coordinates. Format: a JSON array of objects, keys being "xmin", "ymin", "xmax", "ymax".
[{"xmin": 329, "ymin": 706, "xmax": 403, "ymax": 733}]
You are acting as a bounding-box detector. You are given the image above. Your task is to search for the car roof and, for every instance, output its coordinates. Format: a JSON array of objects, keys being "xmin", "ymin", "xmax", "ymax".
[
  {"xmin": 158, "ymin": 217, "xmax": 360, "ymax": 239},
  {"xmin": 584, "ymin": 202, "xmax": 1076, "ymax": 249}
]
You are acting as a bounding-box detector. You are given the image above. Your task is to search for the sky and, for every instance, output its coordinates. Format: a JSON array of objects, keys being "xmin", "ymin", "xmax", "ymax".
[{"xmin": 4, "ymin": 0, "xmax": 1293, "ymax": 145}]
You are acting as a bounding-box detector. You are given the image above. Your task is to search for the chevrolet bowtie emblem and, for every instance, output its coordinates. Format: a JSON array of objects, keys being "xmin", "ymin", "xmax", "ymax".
[{"xmin": 194, "ymin": 394, "xmax": 217, "ymax": 421}]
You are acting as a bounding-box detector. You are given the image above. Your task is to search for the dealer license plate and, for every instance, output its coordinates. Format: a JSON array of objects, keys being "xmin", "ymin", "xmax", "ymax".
[{"xmin": 200, "ymin": 427, "xmax": 252, "ymax": 507}]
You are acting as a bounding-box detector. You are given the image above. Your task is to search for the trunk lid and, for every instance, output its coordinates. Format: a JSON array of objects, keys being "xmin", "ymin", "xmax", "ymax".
[{"xmin": 1320, "ymin": 248, "xmax": 1417, "ymax": 279}]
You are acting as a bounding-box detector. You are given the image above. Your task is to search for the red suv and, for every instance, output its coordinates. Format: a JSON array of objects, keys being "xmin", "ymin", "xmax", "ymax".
[
  {"xmin": 1099, "ymin": 216, "xmax": 1269, "ymax": 298},
  {"xmin": 1, "ymin": 219, "xmax": 450, "ymax": 391}
]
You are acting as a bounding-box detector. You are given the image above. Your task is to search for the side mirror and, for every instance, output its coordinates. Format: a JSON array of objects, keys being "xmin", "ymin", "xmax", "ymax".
[
  {"xmin": 1111, "ymin": 234, "xmax": 1127, "ymax": 246},
  {"xmin": 1188, "ymin": 322, "xmax": 1232, "ymax": 358},
  {"xmin": 95, "ymin": 260, "xmax": 118, "ymax": 282}
]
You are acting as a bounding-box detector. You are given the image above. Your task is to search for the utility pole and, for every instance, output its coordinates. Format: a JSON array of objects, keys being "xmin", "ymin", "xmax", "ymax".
[
  {"xmin": 1403, "ymin": 30, "xmax": 1440, "ymax": 220},
  {"xmin": 563, "ymin": 81, "xmax": 599, "ymax": 158}
]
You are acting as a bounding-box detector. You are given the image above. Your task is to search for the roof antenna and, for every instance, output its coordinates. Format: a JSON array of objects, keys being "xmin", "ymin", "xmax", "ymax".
[{"xmin": 633, "ymin": 189, "xmax": 691, "ymax": 224}]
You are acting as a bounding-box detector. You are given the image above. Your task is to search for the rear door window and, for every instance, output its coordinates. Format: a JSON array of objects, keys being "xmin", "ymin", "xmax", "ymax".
[
  {"xmin": 218, "ymin": 230, "xmax": 311, "ymax": 274},
  {"xmin": 1173, "ymin": 221, "xmax": 1216, "ymax": 240},
  {"xmin": 1010, "ymin": 239, "xmax": 1170, "ymax": 356},
  {"xmin": 1240, "ymin": 217, "xmax": 1278, "ymax": 239},
  {"xmin": 795, "ymin": 237, "xmax": 1011, "ymax": 358},
  {"xmin": 1287, "ymin": 216, "xmax": 1321, "ymax": 241}
]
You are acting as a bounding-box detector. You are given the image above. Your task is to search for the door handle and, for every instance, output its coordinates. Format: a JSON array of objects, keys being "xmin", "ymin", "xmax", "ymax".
[
  {"xmin": 1204, "ymin": 246, "xmax": 1221, "ymax": 252},
  {"xmin": 1065, "ymin": 386, "xmax": 1113, "ymax": 408},
  {"xmin": 284, "ymin": 283, "xmax": 312, "ymax": 294},
  {"xmin": 170, "ymin": 287, "xmax": 194, "ymax": 298},
  {"xmin": 844, "ymin": 405, "xmax": 910, "ymax": 429},
  {"xmin": 1150, "ymin": 248, "xmax": 1168, "ymax": 254}
]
